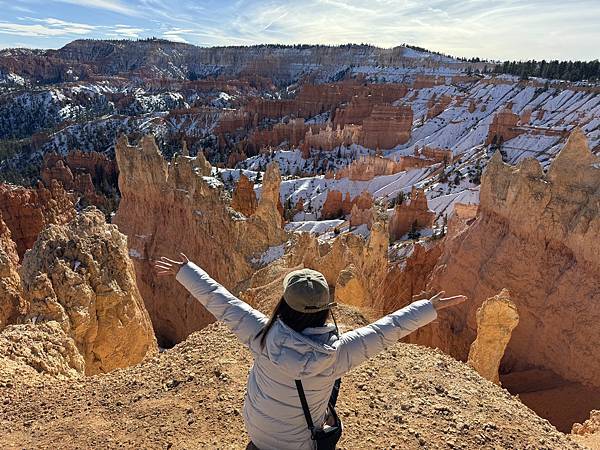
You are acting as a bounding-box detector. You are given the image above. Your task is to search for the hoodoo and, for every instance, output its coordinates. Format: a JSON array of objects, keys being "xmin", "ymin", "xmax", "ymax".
[
  {"xmin": 231, "ymin": 173, "xmax": 258, "ymax": 217},
  {"xmin": 467, "ymin": 289, "xmax": 519, "ymax": 384},
  {"xmin": 19, "ymin": 208, "xmax": 157, "ymax": 375}
]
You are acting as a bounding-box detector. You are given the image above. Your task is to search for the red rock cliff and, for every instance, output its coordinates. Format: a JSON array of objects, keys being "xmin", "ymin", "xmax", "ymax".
[
  {"xmin": 415, "ymin": 129, "xmax": 600, "ymax": 388},
  {"xmin": 0, "ymin": 181, "xmax": 75, "ymax": 259},
  {"xmin": 113, "ymin": 135, "xmax": 285, "ymax": 346}
]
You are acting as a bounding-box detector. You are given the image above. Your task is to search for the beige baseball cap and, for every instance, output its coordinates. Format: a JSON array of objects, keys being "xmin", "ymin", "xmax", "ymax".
[{"xmin": 283, "ymin": 268, "xmax": 336, "ymax": 313}]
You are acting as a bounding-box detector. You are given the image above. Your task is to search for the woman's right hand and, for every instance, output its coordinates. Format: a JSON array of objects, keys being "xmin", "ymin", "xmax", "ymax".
[
  {"xmin": 429, "ymin": 291, "xmax": 467, "ymax": 311},
  {"xmin": 154, "ymin": 253, "xmax": 189, "ymax": 277}
]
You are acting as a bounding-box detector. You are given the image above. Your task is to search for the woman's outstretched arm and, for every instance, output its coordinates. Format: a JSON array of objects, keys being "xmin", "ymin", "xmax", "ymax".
[
  {"xmin": 332, "ymin": 292, "xmax": 466, "ymax": 377},
  {"xmin": 155, "ymin": 254, "xmax": 268, "ymax": 353}
]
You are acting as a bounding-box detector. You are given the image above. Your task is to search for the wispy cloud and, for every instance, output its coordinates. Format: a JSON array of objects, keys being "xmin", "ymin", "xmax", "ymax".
[
  {"xmin": 0, "ymin": 0, "xmax": 598, "ymax": 59},
  {"xmin": 0, "ymin": 17, "xmax": 96, "ymax": 36},
  {"xmin": 54, "ymin": 0, "xmax": 137, "ymax": 16}
]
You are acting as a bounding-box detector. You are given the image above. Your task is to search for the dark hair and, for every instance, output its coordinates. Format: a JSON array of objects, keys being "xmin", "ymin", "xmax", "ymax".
[{"xmin": 256, "ymin": 297, "xmax": 330, "ymax": 348}]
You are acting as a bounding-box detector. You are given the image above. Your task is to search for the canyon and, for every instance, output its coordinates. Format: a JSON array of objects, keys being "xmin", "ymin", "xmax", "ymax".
[{"xmin": 0, "ymin": 38, "xmax": 599, "ymax": 449}]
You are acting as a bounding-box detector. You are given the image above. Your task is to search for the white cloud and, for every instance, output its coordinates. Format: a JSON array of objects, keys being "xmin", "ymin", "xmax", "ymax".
[
  {"xmin": 113, "ymin": 25, "xmax": 145, "ymax": 38},
  {"xmin": 0, "ymin": 18, "xmax": 96, "ymax": 37},
  {"xmin": 54, "ymin": 0, "xmax": 138, "ymax": 16}
]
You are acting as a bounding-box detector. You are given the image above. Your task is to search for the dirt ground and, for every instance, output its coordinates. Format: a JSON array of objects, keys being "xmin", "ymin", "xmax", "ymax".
[{"xmin": 0, "ymin": 321, "xmax": 587, "ymax": 450}]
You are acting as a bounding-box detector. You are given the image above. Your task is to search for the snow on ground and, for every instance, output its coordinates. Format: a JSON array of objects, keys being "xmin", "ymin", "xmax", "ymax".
[
  {"xmin": 250, "ymin": 244, "xmax": 285, "ymax": 267},
  {"xmin": 285, "ymin": 219, "xmax": 344, "ymax": 235},
  {"xmin": 254, "ymin": 167, "xmax": 432, "ymax": 215},
  {"xmin": 428, "ymin": 189, "xmax": 480, "ymax": 218},
  {"xmin": 239, "ymin": 146, "xmax": 373, "ymax": 177}
]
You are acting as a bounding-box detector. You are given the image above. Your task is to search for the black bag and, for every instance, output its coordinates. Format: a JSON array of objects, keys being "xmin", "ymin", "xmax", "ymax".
[{"xmin": 295, "ymin": 378, "xmax": 343, "ymax": 450}]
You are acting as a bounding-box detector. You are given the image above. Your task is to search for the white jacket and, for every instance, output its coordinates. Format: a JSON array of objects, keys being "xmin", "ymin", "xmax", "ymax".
[{"xmin": 177, "ymin": 262, "xmax": 437, "ymax": 450}]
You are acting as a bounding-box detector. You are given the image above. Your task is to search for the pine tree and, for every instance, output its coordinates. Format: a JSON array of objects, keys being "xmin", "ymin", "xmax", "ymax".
[{"xmin": 407, "ymin": 220, "xmax": 420, "ymax": 240}]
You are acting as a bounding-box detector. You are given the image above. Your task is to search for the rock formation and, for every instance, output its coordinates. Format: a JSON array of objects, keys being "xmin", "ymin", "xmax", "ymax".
[
  {"xmin": 486, "ymin": 108, "xmax": 524, "ymax": 145},
  {"xmin": 379, "ymin": 241, "xmax": 444, "ymax": 315},
  {"xmin": 427, "ymin": 94, "xmax": 452, "ymax": 119},
  {"xmin": 320, "ymin": 190, "xmax": 344, "ymax": 219},
  {"xmin": 19, "ymin": 208, "xmax": 157, "ymax": 375},
  {"xmin": 389, "ymin": 186, "xmax": 435, "ymax": 240},
  {"xmin": 349, "ymin": 204, "xmax": 373, "ymax": 229},
  {"xmin": 113, "ymin": 135, "xmax": 285, "ymax": 346},
  {"xmin": 0, "ymin": 181, "xmax": 75, "ymax": 259},
  {"xmin": 467, "ymin": 289, "xmax": 519, "ymax": 384},
  {"xmin": 360, "ymin": 104, "xmax": 412, "ymax": 149},
  {"xmin": 231, "ymin": 174, "xmax": 257, "ymax": 216},
  {"xmin": 0, "ymin": 321, "xmax": 85, "ymax": 379},
  {"xmin": 349, "ymin": 192, "xmax": 374, "ymax": 229},
  {"xmin": 303, "ymin": 123, "xmax": 359, "ymax": 151},
  {"xmin": 416, "ymin": 129, "xmax": 600, "ymax": 389},
  {"xmin": 254, "ymin": 162, "xmax": 285, "ymax": 228},
  {"xmin": 572, "ymin": 410, "xmax": 600, "ymax": 436},
  {"xmin": 0, "ymin": 215, "xmax": 23, "ymax": 330},
  {"xmin": 41, "ymin": 151, "xmax": 118, "ymax": 212},
  {"xmin": 334, "ymin": 265, "xmax": 367, "ymax": 307},
  {"xmin": 334, "ymin": 155, "xmax": 405, "ymax": 181}
]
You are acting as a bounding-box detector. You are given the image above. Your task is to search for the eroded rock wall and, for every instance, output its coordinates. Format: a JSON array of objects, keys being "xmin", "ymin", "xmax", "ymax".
[
  {"xmin": 0, "ymin": 181, "xmax": 75, "ymax": 259},
  {"xmin": 414, "ymin": 129, "xmax": 600, "ymax": 388},
  {"xmin": 113, "ymin": 135, "xmax": 285, "ymax": 345},
  {"xmin": 0, "ymin": 214, "xmax": 23, "ymax": 329}
]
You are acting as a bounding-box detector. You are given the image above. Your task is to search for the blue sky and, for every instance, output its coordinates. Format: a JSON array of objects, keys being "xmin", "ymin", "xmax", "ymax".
[{"xmin": 0, "ymin": 0, "xmax": 598, "ymax": 60}]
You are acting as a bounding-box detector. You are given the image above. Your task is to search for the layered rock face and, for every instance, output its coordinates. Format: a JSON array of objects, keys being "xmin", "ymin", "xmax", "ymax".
[
  {"xmin": 113, "ymin": 135, "xmax": 285, "ymax": 346},
  {"xmin": 0, "ymin": 181, "xmax": 75, "ymax": 259},
  {"xmin": 389, "ymin": 187, "xmax": 435, "ymax": 240},
  {"xmin": 360, "ymin": 105, "xmax": 412, "ymax": 149},
  {"xmin": 0, "ymin": 215, "xmax": 23, "ymax": 329},
  {"xmin": 426, "ymin": 94, "xmax": 452, "ymax": 119},
  {"xmin": 303, "ymin": 123, "xmax": 360, "ymax": 152},
  {"xmin": 19, "ymin": 208, "xmax": 157, "ymax": 375},
  {"xmin": 333, "ymin": 155, "xmax": 404, "ymax": 181},
  {"xmin": 467, "ymin": 289, "xmax": 519, "ymax": 384},
  {"xmin": 231, "ymin": 174, "xmax": 257, "ymax": 216},
  {"xmin": 417, "ymin": 129, "xmax": 600, "ymax": 388}
]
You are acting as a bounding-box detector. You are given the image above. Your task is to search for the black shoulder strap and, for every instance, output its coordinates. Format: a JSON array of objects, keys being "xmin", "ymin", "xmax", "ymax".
[
  {"xmin": 295, "ymin": 379, "xmax": 314, "ymax": 432},
  {"xmin": 330, "ymin": 378, "xmax": 341, "ymax": 408}
]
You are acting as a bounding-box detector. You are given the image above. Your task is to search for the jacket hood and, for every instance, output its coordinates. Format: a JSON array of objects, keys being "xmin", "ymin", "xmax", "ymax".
[{"xmin": 263, "ymin": 318, "xmax": 339, "ymax": 378}]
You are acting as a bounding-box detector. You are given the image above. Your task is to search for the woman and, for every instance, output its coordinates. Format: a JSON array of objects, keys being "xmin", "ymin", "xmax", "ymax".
[{"xmin": 155, "ymin": 254, "xmax": 466, "ymax": 450}]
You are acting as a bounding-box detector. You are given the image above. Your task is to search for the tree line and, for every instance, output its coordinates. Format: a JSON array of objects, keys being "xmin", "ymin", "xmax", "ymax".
[{"xmin": 492, "ymin": 59, "xmax": 600, "ymax": 82}]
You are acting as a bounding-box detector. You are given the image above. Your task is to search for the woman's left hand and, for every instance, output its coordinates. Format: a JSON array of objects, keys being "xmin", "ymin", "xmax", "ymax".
[{"xmin": 154, "ymin": 253, "xmax": 189, "ymax": 277}]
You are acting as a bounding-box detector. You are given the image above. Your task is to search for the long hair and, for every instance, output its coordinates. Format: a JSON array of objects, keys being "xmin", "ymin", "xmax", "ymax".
[{"xmin": 256, "ymin": 297, "xmax": 330, "ymax": 348}]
